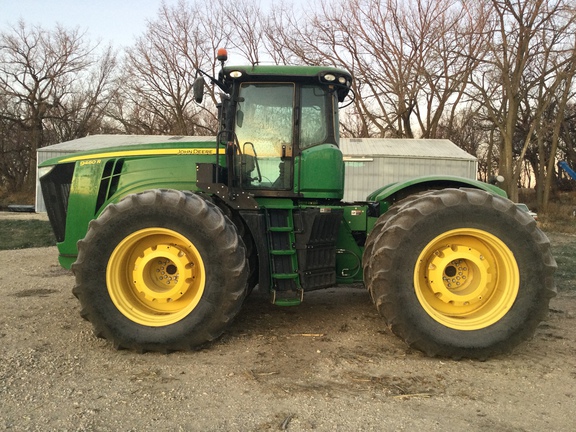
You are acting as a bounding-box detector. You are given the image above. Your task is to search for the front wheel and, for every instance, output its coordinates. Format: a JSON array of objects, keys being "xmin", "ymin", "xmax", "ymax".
[
  {"xmin": 364, "ymin": 188, "xmax": 556, "ymax": 359},
  {"xmin": 72, "ymin": 189, "xmax": 248, "ymax": 352}
]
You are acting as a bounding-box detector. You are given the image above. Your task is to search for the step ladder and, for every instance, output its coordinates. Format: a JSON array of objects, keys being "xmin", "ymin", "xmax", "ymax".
[{"xmin": 265, "ymin": 208, "xmax": 303, "ymax": 306}]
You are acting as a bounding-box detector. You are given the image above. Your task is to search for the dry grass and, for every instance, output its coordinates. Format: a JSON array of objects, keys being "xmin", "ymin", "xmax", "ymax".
[
  {"xmin": 519, "ymin": 189, "xmax": 576, "ymax": 234},
  {"xmin": 549, "ymin": 234, "xmax": 576, "ymax": 292},
  {"xmin": 0, "ymin": 187, "xmax": 35, "ymax": 211},
  {"xmin": 0, "ymin": 219, "xmax": 55, "ymax": 250}
]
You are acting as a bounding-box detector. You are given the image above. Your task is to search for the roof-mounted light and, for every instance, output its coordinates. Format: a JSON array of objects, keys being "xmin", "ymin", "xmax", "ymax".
[
  {"xmin": 323, "ymin": 73, "xmax": 336, "ymax": 82},
  {"xmin": 338, "ymin": 76, "xmax": 347, "ymax": 85},
  {"xmin": 229, "ymin": 70, "xmax": 243, "ymax": 79},
  {"xmin": 216, "ymin": 48, "xmax": 228, "ymax": 62}
]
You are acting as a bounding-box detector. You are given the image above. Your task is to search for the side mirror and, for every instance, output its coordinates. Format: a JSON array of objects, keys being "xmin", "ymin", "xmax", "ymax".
[
  {"xmin": 488, "ymin": 175, "xmax": 505, "ymax": 185},
  {"xmin": 193, "ymin": 76, "xmax": 205, "ymax": 103}
]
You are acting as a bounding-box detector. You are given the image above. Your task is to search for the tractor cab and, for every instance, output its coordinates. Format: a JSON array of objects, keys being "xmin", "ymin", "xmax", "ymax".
[{"xmin": 194, "ymin": 50, "xmax": 353, "ymax": 206}]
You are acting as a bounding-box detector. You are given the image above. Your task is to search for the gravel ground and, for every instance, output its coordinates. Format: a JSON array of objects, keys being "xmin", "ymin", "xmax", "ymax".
[{"xmin": 0, "ymin": 231, "xmax": 575, "ymax": 431}]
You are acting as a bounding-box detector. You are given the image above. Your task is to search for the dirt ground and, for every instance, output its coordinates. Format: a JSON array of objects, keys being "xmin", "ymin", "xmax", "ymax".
[{"xmin": 1, "ymin": 228, "xmax": 575, "ymax": 430}]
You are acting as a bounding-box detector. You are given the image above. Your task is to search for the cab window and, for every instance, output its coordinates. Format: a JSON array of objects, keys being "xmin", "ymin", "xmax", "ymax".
[{"xmin": 235, "ymin": 83, "xmax": 295, "ymax": 190}]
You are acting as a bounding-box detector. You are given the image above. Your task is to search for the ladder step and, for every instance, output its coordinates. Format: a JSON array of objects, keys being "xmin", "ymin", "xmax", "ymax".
[
  {"xmin": 270, "ymin": 250, "xmax": 296, "ymax": 256},
  {"xmin": 268, "ymin": 226, "xmax": 293, "ymax": 232},
  {"xmin": 274, "ymin": 297, "xmax": 302, "ymax": 307},
  {"xmin": 265, "ymin": 208, "xmax": 301, "ymax": 298},
  {"xmin": 272, "ymin": 273, "xmax": 299, "ymax": 280},
  {"xmin": 272, "ymin": 288, "xmax": 304, "ymax": 306}
]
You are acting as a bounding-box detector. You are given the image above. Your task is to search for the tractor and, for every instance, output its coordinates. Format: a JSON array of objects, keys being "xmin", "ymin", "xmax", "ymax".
[{"xmin": 39, "ymin": 49, "xmax": 556, "ymax": 358}]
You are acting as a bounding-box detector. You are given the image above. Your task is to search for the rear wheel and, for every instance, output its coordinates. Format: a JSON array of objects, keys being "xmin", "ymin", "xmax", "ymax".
[
  {"xmin": 364, "ymin": 188, "xmax": 556, "ymax": 359},
  {"xmin": 72, "ymin": 189, "xmax": 248, "ymax": 352}
]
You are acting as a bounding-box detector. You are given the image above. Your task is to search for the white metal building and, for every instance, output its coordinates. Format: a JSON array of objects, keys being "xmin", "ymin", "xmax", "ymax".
[
  {"xmin": 340, "ymin": 138, "xmax": 477, "ymax": 201},
  {"xmin": 36, "ymin": 135, "xmax": 477, "ymax": 211}
]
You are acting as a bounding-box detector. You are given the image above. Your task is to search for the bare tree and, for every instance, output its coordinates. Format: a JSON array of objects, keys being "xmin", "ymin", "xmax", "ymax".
[
  {"xmin": 113, "ymin": 0, "xmax": 239, "ymax": 136},
  {"xmin": 437, "ymin": 106, "xmax": 497, "ymax": 181},
  {"xmin": 0, "ymin": 98, "xmax": 29, "ymax": 192},
  {"xmin": 0, "ymin": 21, "xmax": 109, "ymax": 191},
  {"xmin": 46, "ymin": 45, "xmax": 119, "ymax": 142},
  {"xmin": 220, "ymin": 0, "xmax": 267, "ymax": 65},
  {"xmin": 468, "ymin": 0, "xmax": 576, "ymax": 202},
  {"xmin": 265, "ymin": 0, "xmax": 487, "ymax": 140}
]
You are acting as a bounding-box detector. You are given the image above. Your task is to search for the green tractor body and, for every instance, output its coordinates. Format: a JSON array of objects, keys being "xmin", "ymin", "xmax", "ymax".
[{"xmin": 39, "ymin": 56, "xmax": 556, "ymax": 358}]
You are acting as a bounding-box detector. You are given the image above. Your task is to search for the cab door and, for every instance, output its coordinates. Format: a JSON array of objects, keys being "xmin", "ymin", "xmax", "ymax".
[{"xmin": 234, "ymin": 83, "xmax": 295, "ymax": 191}]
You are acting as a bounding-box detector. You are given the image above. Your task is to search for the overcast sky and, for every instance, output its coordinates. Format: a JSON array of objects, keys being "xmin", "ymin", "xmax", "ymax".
[{"xmin": 1, "ymin": 0, "xmax": 172, "ymax": 47}]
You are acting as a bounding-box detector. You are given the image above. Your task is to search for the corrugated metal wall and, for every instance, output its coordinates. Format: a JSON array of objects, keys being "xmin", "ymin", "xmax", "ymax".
[
  {"xmin": 340, "ymin": 138, "xmax": 478, "ymax": 202},
  {"xmin": 342, "ymin": 156, "xmax": 477, "ymax": 202}
]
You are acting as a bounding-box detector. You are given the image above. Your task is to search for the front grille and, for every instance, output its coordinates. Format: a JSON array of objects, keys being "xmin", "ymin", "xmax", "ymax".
[{"xmin": 40, "ymin": 163, "xmax": 74, "ymax": 242}]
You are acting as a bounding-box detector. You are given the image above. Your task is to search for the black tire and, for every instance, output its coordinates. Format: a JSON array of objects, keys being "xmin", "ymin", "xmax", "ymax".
[
  {"xmin": 365, "ymin": 188, "xmax": 556, "ymax": 359},
  {"xmin": 362, "ymin": 193, "xmax": 426, "ymax": 297},
  {"xmin": 72, "ymin": 189, "xmax": 248, "ymax": 352},
  {"xmin": 208, "ymin": 196, "xmax": 259, "ymax": 294}
]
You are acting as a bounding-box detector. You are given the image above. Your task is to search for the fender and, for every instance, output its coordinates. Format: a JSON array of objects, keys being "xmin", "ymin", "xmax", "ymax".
[{"xmin": 366, "ymin": 175, "xmax": 507, "ymax": 212}]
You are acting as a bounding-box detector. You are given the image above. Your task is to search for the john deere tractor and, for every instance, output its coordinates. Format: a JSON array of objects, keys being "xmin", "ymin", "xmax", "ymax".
[{"xmin": 39, "ymin": 50, "xmax": 556, "ymax": 358}]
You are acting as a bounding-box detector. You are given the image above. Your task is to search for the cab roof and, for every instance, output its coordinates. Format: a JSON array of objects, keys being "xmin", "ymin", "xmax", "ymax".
[
  {"xmin": 221, "ymin": 65, "xmax": 353, "ymax": 101},
  {"xmin": 223, "ymin": 64, "xmax": 352, "ymax": 79}
]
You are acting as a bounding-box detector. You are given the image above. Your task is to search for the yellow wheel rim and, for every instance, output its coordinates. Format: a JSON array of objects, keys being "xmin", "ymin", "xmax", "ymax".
[
  {"xmin": 414, "ymin": 228, "xmax": 519, "ymax": 330},
  {"xmin": 106, "ymin": 228, "xmax": 205, "ymax": 326}
]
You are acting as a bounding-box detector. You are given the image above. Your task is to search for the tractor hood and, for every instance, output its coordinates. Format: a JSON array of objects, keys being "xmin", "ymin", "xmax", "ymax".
[{"xmin": 38, "ymin": 135, "xmax": 220, "ymax": 167}]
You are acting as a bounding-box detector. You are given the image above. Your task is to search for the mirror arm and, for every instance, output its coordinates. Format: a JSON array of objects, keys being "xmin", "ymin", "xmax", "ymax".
[{"xmin": 195, "ymin": 68, "xmax": 230, "ymax": 93}]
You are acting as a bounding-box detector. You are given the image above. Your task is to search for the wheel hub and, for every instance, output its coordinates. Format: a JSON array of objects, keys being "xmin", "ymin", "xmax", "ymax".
[
  {"xmin": 425, "ymin": 244, "xmax": 492, "ymax": 308},
  {"xmin": 414, "ymin": 229, "xmax": 519, "ymax": 330},
  {"xmin": 107, "ymin": 228, "xmax": 206, "ymax": 326},
  {"xmin": 132, "ymin": 244, "xmax": 194, "ymax": 303}
]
